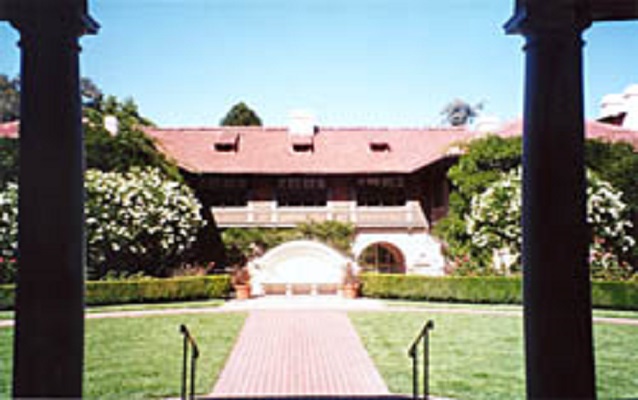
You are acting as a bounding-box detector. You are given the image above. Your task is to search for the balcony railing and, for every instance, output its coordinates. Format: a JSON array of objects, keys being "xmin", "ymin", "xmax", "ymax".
[{"xmin": 211, "ymin": 201, "xmax": 429, "ymax": 229}]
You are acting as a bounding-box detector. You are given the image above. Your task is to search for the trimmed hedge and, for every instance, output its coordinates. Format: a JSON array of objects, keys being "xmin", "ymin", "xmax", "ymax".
[
  {"xmin": 360, "ymin": 274, "xmax": 638, "ymax": 310},
  {"xmin": 0, "ymin": 284, "xmax": 14, "ymax": 310},
  {"xmin": 590, "ymin": 280, "xmax": 638, "ymax": 310},
  {"xmin": 360, "ymin": 274, "xmax": 521, "ymax": 304},
  {"xmin": 0, "ymin": 275, "xmax": 231, "ymax": 310}
]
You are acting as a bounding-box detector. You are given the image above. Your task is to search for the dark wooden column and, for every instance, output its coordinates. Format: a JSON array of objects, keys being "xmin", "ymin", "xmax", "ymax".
[
  {"xmin": 8, "ymin": 2, "xmax": 97, "ymax": 397},
  {"xmin": 505, "ymin": 2, "xmax": 596, "ymax": 398}
]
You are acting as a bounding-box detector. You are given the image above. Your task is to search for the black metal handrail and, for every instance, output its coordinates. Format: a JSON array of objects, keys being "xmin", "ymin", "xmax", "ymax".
[
  {"xmin": 408, "ymin": 320, "xmax": 434, "ymax": 400},
  {"xmin": 180, "ymin": 324, "xmax": 200, "ymax": 400}
]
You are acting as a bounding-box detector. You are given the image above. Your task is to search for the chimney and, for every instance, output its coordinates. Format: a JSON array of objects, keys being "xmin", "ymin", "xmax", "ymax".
[
  {"xmin": 622, "ymin": 84, "xmax": 638, "ymax": 130},
  {"xmin": 103, "ymin": 115, "xmax": 118, "ymax": 135},
  {"xmin": 473, "ymin": 115, "xmax": 502, "ymax": 134},
  {"xmin": 288, "ymin": 110, "xmax": 317, "ymax": 136}
]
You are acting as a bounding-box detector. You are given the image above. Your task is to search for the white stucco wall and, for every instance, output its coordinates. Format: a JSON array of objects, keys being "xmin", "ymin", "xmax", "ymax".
[
  {"xmin": 249, "ymin": 240, "xmax": 350, "ymax": 295},
  {"xmin": 352, "ymin": 231, "xmax": 446, "ymax": 276}
]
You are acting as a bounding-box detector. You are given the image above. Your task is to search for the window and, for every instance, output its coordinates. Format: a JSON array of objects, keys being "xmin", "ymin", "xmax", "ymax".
[
  {"xmin": 213, "ymin": 132, "xmax": 240, "ymax": 152},
  {"xmin": 358, "ymin": 243, "xmax": 405, "ymax": 274},
  {"xmin": 214, "ymin": 142, "xmax": 237, "ymax": 152},
  {"xmin": 356, "ymin": 176, "xmax": 406, "ymax": 206},
  {"xmin": 277, "ymin": 177, "xmax": 327, "ymax": 207},
  {"xmin": 200, "ymin": 176, "xmax": 248, "ymax": 206},
  {"xmin": 292, "ymin": 143, "xmax": 314, "ymax": 152},
  {"xmin": 369, "ymin": 142, "xmax": 390, "ymax": 152},
  {"xmin": 290, "ymin": 134, "xmax": 315, "ymax": 153}
]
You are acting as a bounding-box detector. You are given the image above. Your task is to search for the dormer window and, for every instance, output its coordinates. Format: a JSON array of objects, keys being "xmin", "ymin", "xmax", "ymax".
[
  {"xmin": 290, "ymin": 134, "xmax": 314, "ymax": 153},
  {"xmin": 215, "ymin": 143, "xmax": 237, "ymax": 152},
  {"xmin": 370, "ymin": 141, "xmax": 390, "ymax": 152},
  {"xmin": 214, "ymin": 132, "xmax": 240, "ymax": 152},
  {"xmin": 293, "ymin": 143, "xmax": 314, "ymax": 153}
]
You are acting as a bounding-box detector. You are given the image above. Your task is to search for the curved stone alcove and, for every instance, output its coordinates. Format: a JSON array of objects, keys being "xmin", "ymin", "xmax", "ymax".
[{"xmin": 249, "ymin": 240, "xmax": 351, "ymax": 296}]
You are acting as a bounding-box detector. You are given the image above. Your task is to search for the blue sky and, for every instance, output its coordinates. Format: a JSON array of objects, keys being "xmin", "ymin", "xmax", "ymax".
[{"xmin": 1, "ymin": 1, "xmax": 637, "ymax": 127}]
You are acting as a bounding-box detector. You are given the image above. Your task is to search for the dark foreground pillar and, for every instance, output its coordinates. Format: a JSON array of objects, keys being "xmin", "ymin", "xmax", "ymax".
[
  {"xmin": 11, "ymin": 3, "xmax": 96, "ymax": 397},
  {"xmin": 506, "ymin": 3, "xmax": 596, "ymax": 399}
]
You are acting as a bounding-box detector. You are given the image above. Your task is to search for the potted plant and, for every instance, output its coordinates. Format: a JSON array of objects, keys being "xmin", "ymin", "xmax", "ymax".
[
  {"xmin": 231, "ymin": 265, "xmax": 251, "ymax": 300},
  {"xmin": 342, "ymin": 262, "xmax": 360, "ymax": 299}
]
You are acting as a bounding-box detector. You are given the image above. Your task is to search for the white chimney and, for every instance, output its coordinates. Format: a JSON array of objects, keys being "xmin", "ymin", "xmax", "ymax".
[
  {"xmin": 103, "ymin": 115, "xmax": 119, "ymax": 136},
  {"xmin": 622, "ymin": 84, "xmax": 638, "ymax": 130},
  {"xmin": 288, "ymin": 110, "xmax": 317, "ymax": 136},
  {"xmin": 473, "ymin": 115, "xmax": 502, "ymax": 134}
]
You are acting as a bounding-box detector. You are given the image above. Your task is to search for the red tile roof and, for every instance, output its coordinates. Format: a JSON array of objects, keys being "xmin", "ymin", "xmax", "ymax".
[
  {"xmin": 497, "ymin": 118, "xmax": 638, "ymax": 148},
  {"xmin": 144, "ymin": 126, "xmax": 470, "ymax": 174},
  {"xmin": 1, "ymin": 119, "xmax": 637, "ymax": 175}
]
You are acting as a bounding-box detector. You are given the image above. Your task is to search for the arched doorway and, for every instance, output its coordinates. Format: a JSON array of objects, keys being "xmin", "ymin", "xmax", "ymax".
[{"xmin": 357, "ymin": 242, "xmax": 405, "ymax": 274}]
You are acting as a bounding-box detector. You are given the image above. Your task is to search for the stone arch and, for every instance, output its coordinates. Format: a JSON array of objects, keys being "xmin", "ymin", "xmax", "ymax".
[
  {"xmin": 352, "ymin": 235, "xmax": 405, "ymax": 261},
  {"xmin": 356, "ymin": 241, "xmax": 406, "ymax": 274},
  {"xmin": 250, "ymin": 240, "xmax": 351, "ymax": 295}
]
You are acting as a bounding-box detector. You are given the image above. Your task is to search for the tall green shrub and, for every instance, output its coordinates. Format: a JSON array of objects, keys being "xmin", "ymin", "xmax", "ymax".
[
  {"xmin": 0, "ymin": 182, "xmax": 17, "ymax": 283},
  {"xmin": 85, "ymin": 167, "xmax": 205, "ymax": 278},
  {"xmin": 0, "ymin": 168, "xmax": 205, "ymax": 282},
  {"xmin": 466, "ymin": 169, "xmax": 635, "ymax": 277}
]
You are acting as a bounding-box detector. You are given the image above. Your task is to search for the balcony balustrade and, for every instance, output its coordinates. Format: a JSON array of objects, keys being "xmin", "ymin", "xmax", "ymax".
[{"xmin": 211, "ymin": 200, "xmax": 430, "ymax": 229}]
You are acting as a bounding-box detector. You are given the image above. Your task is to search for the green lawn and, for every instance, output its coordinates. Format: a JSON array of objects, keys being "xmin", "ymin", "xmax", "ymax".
[
  {"xmin": 350, "ymin": 311, "xmax": 638, "ymax": 400},
  {"xmin": 0, "ymin": 312, "xmax": 246, "ymax": 399},
  {"xmin": 383, "ymin": 299, "xmax": 638, "ymax": 320},
  {"xmin": 0, "ymin": 299, "xmax": 224, "ymax": 320}
]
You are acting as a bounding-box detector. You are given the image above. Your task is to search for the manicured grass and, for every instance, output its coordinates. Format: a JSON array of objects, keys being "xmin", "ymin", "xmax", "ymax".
[
  {"xmin": 86, "ymin": 298, "xmax": 224, "ymax": 314},
  {"xmin": 0, "ymin": 312, "xmax": 246, "ymax": 399},
  {"xmin": 0, "ymin": 299, "xmax": 225, "ymax": 321},
  {"xmin": 351, "ymin": 311, "xmax": 638, "ymax": 400},
  {"xmin": 384, "ymin": 299, "xmax": 638, "ymax": 320}
]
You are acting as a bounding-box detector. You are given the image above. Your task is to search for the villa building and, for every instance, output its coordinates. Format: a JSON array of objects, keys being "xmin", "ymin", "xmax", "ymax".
[
  {"xmin": 146, "ymin": 119, "xmax": 465, "ymax": 277},
  {"xmin": 144, "ymin": 110, "xmax": 638, "ymax": 279},
  {"xmin": 2, "ymin": 91, "xmax": 637, "ymax": 286}
]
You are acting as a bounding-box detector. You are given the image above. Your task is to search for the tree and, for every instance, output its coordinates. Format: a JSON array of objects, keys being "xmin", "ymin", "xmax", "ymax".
[
  {"xmin": 0, "ymin": 168, "xmax": 206, "ymax": 281},
  {"xmin": 0, "ymin": 74, "xmax": 20, "ymax": 122},
  {"xmin": 435, "ymin": 134, "xmax": 638, "ymax": 273},
  {"xmin": 466, "ymin": 168, "xmax": 635, "ymax": 279},
  {"xmin": 0, "ymin": 75, "xmax": 103, "ymax": 120},
  {"xmin": 0, "ymin": 182, "xmax": 18, "ymax": 283},
  {"xmin": 85, "ymin": 167, "xmax": 205, "ymax": 278},
  {"xmin": 83, "ymin": 95, "xmax": 182, "ymax": 181},
  {"xmin": 220, "ymin": 101, "xmax": 262, "ymax": 126},
  {"xmin": 0, "ymin": 138, "xmax": 18, "ymax": 189},
  {"xmin": 80, "ymin": 77, "xmax": 103, "ymax": 109},
  {"xmin": 296, "ymin": 220, "xmax": 355, "ymax": 254},
  {"xmin": 585, "ymin": 139, "xmax": 638, "ymax": 214},
  {"xmin": 440, "ymin": 98, "xmax": 483, "ymax": 126},
  {"xmin": 221, "ymin": 221, "xmax": 355, "ymax": 266}
]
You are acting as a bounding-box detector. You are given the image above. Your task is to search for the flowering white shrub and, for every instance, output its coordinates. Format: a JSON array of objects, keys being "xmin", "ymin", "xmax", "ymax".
[
  {"xmin": 467, "ymin": 168, "xmax": 635, "ymax": 278},
  {"xmin": 0, "ymin": 182, "xmax": 18, "ymax": 283},
  {"xmin": 466, "ymin": 168, "xmax": 522, "ymax": 267},
  {"xmin": 0, "ymin": 168, "xmax": 205, "ymax": 282},
  {"xmin": 85, "ymin": 167, "xmax": 205, "ymax": 278}
]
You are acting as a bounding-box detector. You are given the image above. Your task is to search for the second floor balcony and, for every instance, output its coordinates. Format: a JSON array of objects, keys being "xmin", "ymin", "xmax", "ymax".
[{"xmin": 211, "ymin": 200, "xmax": 435, "ymax": 230}]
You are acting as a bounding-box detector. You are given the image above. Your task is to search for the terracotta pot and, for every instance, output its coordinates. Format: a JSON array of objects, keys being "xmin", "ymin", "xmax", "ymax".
[
  {"xmin": 343, "ymin": 283, "xmax": 359, "ymax": 299},
  {"xmin": 234, "ymin": 284, "xmax": 251, "ymax": 300}
]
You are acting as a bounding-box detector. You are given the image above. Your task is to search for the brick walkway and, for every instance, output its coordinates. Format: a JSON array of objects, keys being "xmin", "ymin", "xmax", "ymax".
[{"xmin": 210, "ymin": 310, "xmax": 390, "ymax": 397}]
